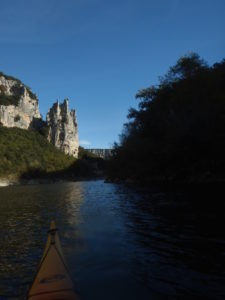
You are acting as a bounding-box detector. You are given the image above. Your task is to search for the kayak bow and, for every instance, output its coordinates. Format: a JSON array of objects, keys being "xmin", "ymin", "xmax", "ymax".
[{"xmin": 27, "ymin": 221, "xmax": 79, "ymax": 300}]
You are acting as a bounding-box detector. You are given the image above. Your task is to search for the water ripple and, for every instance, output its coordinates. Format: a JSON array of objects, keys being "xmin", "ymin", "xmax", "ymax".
[{"xmin": 0, "ymin": 180, "xmax": 224, "ymax": 299}]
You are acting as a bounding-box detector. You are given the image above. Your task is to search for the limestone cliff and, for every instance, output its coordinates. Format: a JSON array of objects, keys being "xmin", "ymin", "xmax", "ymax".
[
  {"xmin": 46, "ymin": 99, "xmax": 79, "ymax": 158},
  {"xmin": 0, "ymin": 72, "xmax": 79, "ymax": 158},
  {"xmin": 0, "ymin": 73, "xmax": 42, "ymax": 129}
]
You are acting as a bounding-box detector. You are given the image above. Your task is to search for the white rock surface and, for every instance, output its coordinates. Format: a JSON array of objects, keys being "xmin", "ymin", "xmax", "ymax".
[
  {"xmin": 0, "ymin": 75, "xmax": 41, "ymax": 129},
  {"xmin": 46, "ymin": 99, "xmax": 79, "ymax": 158}
]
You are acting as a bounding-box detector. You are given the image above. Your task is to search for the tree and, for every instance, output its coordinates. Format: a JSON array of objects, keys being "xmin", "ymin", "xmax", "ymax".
[
  {"xmin": 160, "ymin": 52, "xmax": 208, "ymax": 84},
  {"xmin": 108, "ymin": 54, "xmax": 225, "ymax": 184}
]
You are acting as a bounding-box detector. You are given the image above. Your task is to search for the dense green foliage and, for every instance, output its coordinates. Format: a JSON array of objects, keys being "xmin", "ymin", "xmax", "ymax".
[
  {"xmin": 0, "ymin": 126, "xmax": 75, "ymax": 179},
  {"xmin": 0, "ymin": 128, "xmax": 105, "ymax": 180},
  {"xmin": 108, "ymin": 53, "xmax": 225, "ymax": 184}
]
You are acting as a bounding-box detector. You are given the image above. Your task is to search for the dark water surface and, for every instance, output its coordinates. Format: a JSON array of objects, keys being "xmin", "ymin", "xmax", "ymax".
[{"xmin": 0, "ymin": 180, "xmax": 224, "ymax": 299}]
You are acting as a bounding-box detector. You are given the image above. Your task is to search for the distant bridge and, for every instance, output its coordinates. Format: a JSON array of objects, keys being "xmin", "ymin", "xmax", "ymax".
[{"xmin": 85, "ymin": 149, "xmax": 112, "ymax": 160}]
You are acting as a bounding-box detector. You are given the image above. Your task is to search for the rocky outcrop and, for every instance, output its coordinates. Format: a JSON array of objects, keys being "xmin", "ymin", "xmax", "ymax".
[
  {"xmin": 46, "ymin": 99, "xmax": 79, "ymax": 158},
  {"xmin": 0, "ymin": 72, "xmax": 79, "ymax": 158},
  {"xmin": 0, "ymin": 73, "xmax": 41, "ymax": 129}
]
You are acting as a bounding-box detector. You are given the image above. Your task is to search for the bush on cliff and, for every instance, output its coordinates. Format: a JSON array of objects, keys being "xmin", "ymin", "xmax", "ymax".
[{"xmin": 0, "ymin": 94, "xmax": 20, "ymax": 106}]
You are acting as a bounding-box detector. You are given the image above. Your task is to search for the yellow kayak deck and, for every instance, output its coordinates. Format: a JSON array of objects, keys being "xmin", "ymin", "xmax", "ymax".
[{"xmin": 27, "ymin": 221, "xmax": 79, "ymax": 300}]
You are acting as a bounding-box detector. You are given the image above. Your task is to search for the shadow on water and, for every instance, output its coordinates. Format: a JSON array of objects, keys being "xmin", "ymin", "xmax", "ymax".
[
  {"xmin": 0, "ymin": 181, "xmax": 224, "ymax": 299},
  {"xmin": 116, "ymin": 184, "xmax": 225, "ymax": 299}
]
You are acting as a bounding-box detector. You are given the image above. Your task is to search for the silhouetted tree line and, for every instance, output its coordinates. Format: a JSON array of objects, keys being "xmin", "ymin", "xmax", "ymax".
[{"xmin": 108, "ymin": 53, "xmax": 225, "ymax": 184}]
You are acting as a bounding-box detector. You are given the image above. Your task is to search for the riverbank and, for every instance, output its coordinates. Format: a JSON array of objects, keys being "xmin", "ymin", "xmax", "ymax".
[
  {"xmin": 0, "ymin": 174, "xmax": 106, "ymax": 187},
  {"xmin": 0, "ymin": 179, "xmax": 12, "ymax": 187},
  {"xmin": 0, "ymin": 175, "xmax": 20, "ymax": 186},
  {"xmin": 0, "ymin": 155, "xmax": 107, "ymax": 187}
]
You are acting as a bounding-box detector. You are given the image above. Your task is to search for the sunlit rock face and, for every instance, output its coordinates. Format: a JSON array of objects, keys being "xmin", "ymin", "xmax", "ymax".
[
  {"xmin": 46, "ymin": 99, "xmax": 79, "ymax": 158},
  {"xmin": 0, "ymin": 73, "xmax": 79, "ymax": 158},
  {"xmin": 0, "ymin": 74, "xmax": 41, "ymax": 129}
]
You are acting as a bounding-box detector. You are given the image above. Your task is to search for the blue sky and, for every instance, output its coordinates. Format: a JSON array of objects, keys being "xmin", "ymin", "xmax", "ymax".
[{"xmin": 0, "ymin": 0, "xmax": 224, "ymax": 148}]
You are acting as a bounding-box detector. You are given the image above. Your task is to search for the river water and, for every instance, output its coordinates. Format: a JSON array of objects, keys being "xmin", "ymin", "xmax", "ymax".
[{"xmin": 0, "ymin": 180, "xmax": 224, "ymax": 299}]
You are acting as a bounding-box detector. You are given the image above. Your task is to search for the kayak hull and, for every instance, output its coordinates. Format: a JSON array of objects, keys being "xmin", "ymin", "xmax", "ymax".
[{"xmin": 27, "ymin": 221, "xmax": 79, "ymax": 300}]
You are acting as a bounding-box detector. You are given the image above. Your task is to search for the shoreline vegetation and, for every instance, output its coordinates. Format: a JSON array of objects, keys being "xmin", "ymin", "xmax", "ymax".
[
  {"xmin": 0, "ymin": 126, "xmax": 106, "ymax": 187},
  {"xmin": 0, "ymin": 166, "xmax": 106, "ymax": 187},
  {"xmin": 107, "ymin": 53, "xmax": 225, "ymax": 187}
]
